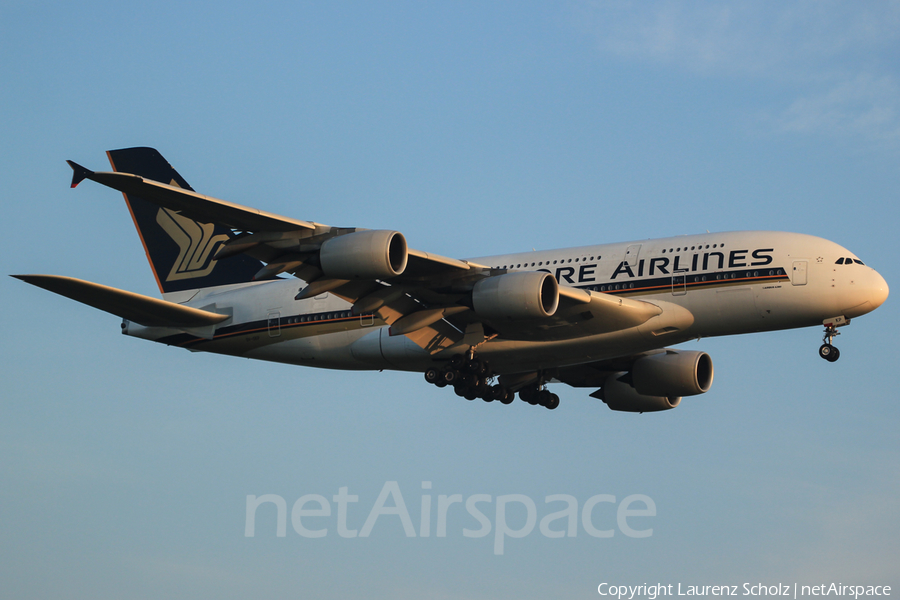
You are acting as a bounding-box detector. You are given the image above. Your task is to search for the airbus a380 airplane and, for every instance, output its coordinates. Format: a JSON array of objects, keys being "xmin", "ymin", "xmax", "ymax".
[{"xmin": 15, "ymin": 148, "xmax": 889, "ymax": 412}]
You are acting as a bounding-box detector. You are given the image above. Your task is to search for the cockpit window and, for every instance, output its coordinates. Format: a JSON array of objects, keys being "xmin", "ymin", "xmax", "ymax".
[{"xmin": 837, "ymin": 257, "xmax": 866, "ymax": 265}]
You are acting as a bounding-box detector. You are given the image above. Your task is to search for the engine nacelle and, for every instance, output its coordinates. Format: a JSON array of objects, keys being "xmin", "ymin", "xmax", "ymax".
[
  {"xmin": 600, "ymin": 372, "xmax": 681, "ymax": 412},
  {"xmin": 319, "ymin": 230, "xmax": 408, "ymax": 280},
  {"xmin": 472, "ymin": 271, "xmax": 559, "ymax": 320},
  {"xmin": 632, "ymin": 350, "xmax": 713, "ymax": 397}
]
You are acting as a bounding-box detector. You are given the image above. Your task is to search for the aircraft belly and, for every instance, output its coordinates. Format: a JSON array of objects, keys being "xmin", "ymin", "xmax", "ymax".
[
  {"xmin": 686, "ymin": 287, "xmax": 766, "ymax": 336},
  {"xmin": 350, "ymin": 328, "xmax": 432, "ymax": 372},
  {"xmin": 245, "ymin": 329, "xmax": 376, "ymax": 370}
]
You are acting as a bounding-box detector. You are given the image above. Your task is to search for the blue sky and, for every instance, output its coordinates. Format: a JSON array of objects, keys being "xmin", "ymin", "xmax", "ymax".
[{"xmin": 2, "ymin": 2, "xmax": 899, "ymax": 598}]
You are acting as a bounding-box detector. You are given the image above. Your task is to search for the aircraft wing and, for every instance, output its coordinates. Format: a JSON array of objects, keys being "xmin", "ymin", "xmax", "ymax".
[
  {"xmin": 68, "ymin": 161, "xmax": 316, "ymax": 233},
  {"xmin": 68, "ymin": 160, "xmax": 480, "ymax": 282},
  {"xmin": 66, "ymin": 154, "xmax": 676, "ymax": 353}
]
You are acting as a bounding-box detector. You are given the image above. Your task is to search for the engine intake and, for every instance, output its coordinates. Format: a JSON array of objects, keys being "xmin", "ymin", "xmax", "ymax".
[
  {"xmin": 632, "ymin": 350, "xmax": 713, "ymax": 397},
  {"xmin": 319, "ymin": 230, "xmax": 408, "ymax": 280},
  {"xmin": 472, "ymin": 271, "xmax": 559, "ymax": 320}
]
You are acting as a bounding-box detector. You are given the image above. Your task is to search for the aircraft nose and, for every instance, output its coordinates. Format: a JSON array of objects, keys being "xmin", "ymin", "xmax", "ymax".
[
  {"xmin": 841, "ymin": 267, "xmax": 889, "ymax": 319},
  {"xmin": 869, "ymin": 269, "xmax": 889, "ymax": 310}
]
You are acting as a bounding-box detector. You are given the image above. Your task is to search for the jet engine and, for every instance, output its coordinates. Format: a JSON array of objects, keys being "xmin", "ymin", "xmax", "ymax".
[
  {"xmin": 598, "ymin": 351, "xmax": 713, "ymax": 413},
  {"xmin": 319, "ymin": 230, "xmax": 408, "ymax": 280},
  {"xmin": 599, "ymin": 373, "xmax": 682, "ymax": 412},
  {"xmin": 472, "ymin": 271, "xmax": 559, "ymax": 320},
  {"xmin": 632, "ymin": 350, "xmax": 713, "ymax": 397}
]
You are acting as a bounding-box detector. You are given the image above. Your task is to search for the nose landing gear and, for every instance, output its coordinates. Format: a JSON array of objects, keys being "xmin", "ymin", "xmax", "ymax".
[{"xmin": 819, "ymin": 316, "xmax": 849, "ymax": 362}]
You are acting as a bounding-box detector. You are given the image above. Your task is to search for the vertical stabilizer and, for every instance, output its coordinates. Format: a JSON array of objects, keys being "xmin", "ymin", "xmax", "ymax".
[{"xmin": 106, "ymin": 147, "xmax": 263, "ymax": 294}]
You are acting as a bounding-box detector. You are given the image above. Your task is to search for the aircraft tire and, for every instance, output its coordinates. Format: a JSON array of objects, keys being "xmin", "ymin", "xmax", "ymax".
[
  {"xmin": 424, "ymin": 368, "xmax": 441, "ymax": 384},
  {"xmin": 546, "ymin": 394, "xmax": 560, "ymax": 410},
  {"xmin": 819, "ymin": 344, "xmax": 839, "ymax": 361},
  {"xmin": 537, "ymin": 389, "xmax": 552, "ymax": 407}
]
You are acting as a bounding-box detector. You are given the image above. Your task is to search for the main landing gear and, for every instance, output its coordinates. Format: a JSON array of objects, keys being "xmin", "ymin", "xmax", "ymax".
[
  {"xmin": 517, "ymin": 384, "xmax": 560, "ymax": 410},
  {"xmin": 423, "ymin": 353, "xmax": 559, "ymax": 410},
  {"xmin": 819, "ymin": 317, "xmax": 848, "ymax": 363}
]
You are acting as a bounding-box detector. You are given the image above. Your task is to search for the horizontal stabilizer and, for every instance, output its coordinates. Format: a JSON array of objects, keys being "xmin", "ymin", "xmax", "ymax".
[
  {"xmin": 66, "ymin": 160, "xmax": 93, "ymax": 188},
  {"xmin": 12, "ymin": 274, "xmax": 230, "ymax": 328}
]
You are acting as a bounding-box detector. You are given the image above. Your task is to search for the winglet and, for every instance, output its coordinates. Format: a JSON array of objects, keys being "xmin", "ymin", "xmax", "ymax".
[{"xmin": 66, "ymin": 160, "xmax": 93, "ymax": 188}]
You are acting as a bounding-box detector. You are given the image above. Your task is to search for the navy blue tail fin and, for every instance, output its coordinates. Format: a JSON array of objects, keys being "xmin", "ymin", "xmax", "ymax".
[{"xmin": 106, "ymin": 147, "xmax": 264, "ymax": 295}]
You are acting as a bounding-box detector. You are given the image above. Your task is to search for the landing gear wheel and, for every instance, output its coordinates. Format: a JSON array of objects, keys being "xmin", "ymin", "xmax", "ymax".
[
  {"xmin": 461, "ymin": 372, "xmax": 479, "ymax": 387},
  {"xmin": 819, "ymin": 343, "xmax": 840, "ymax": 362},
  {"xmin": 500, "ymin": 390, "xmax": 515, "ymax": 405},
  {"xmin": 424, "ymin": 368, "xmax": 441, "ymax": 385},
  {"xmin": 519, "ymin": 387, "xmax": 538, "ymax": 405},
  {"xmin": 545, "ymin": 393, "xmax": 560, "ymax": 410},
  {"xmin": 466, "ymin": 359, "xmax": 486, "ymax": 375}
]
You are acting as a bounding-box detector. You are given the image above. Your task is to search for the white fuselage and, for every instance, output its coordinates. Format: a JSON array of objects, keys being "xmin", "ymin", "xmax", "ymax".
[{"xmin": 124, "ymin": 231, "xmax": 888, "ymax": 374}]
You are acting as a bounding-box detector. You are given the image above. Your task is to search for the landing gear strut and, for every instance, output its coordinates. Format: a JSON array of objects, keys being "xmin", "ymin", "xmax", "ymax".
[{"xmin": 819, "ymin": 318, "xmax": 846, "ymax": 363}]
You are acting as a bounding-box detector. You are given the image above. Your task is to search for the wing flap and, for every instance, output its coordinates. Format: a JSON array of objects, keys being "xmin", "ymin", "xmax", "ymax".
[
  {"xmin": 13, "ymin": 275, "xmax": 230, "ymax": 328},
  {"xmin": 557, "ymin": 286, "xmax": 663, "ymax": 331}
]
